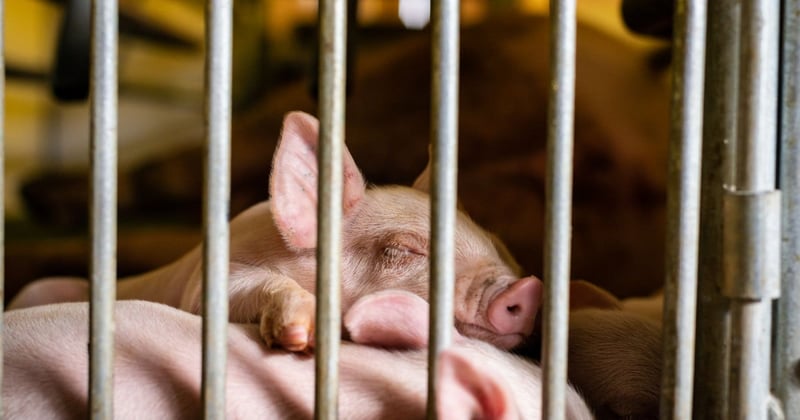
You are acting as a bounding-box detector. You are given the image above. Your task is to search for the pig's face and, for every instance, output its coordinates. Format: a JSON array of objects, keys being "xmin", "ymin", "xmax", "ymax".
[
  {"xmin": 339, "ymin": 186, "xmax": 541, "ymax": 350},
  {"xmin": 271, "ymin": 111, "xmax": 542, "ymax": 350}
]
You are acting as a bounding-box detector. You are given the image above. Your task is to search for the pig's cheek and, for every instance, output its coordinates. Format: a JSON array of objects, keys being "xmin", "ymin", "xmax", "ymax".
[{"xmin": 373, "ymin": 266, "xmax": 429, "ymax": 298}]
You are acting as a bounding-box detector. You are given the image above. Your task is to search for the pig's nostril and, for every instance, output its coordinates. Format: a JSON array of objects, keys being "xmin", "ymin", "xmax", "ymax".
[{"xmin": 507, "ymin": 304, "xmax": 521, "ymax": 316}]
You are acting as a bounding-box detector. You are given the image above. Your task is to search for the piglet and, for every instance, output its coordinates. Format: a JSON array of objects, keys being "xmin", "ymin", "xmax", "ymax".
[
  {"xmin": 519, "ymin": 281, "xmax": 663, "ymax": 420},
  {"xmin": 3, "ymin": 293, "xmax": 593, "ymax": 419},
  {"xmin": 9, "ymin": 111, "xmax": 542, "ymax": 352},
  {"xmin": 564, "ymin": 283, "xmax": 662, "ymax": 420}
]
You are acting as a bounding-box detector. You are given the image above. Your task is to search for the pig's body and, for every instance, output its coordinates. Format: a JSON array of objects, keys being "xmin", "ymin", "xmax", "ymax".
[
  {"xmin": 621, "ymin": 290, "xmax": 664, "ymax": 323},
  {"xmin": 3, "ymin": 299, "xmax": 593, "ymax": 420},
  {"xmin": 9, "ymin": 112, "xmax": 542, "ymax": 352},
  {"xmin": 566, "ymin": 309, "xmax": 662, "ymax": 420}
]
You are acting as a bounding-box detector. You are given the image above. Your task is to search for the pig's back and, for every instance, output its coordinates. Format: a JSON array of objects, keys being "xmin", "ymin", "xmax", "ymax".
[
  {"xmin": 3, "ymin": 301, "xmax": 429, "ymax": 419},
  {"xmin": 3, "ymin": 301, "xmax": 591, "ymax": 420}
]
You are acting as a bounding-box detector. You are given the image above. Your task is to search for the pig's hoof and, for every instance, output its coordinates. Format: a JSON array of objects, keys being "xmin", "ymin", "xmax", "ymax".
[
  {"xmin": 278, "ymin": 325, "xmax": 313, "ymax": 352},
  {"xmin": 260, "ymin": 312, "xmax": 315, "ymax": 352},
  {"xmin": 259, "ymin": 288, "xmax": 316, "ymax": 352}
]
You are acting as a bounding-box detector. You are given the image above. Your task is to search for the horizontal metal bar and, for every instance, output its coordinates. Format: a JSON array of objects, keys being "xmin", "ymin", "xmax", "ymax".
[
  {"xmin": 201, "ymin": 0, "xmax": 233, "ymax": 419},
  {"xmin": 315, "ymin": 0, "xmax": 348, "ymax": 418},
  {"xmin": 89, "ymin": 0, "xmax": 118, "ymax": 418}
]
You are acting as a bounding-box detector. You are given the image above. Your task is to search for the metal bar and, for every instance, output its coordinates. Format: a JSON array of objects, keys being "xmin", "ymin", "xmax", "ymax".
[
  {"xmin": 660, "ymin": 0, "xmax": 706, "ymax": 418},
  {"xmin": 89, "ymin": 0, "xmax": 118, "ymax": 417},
  {"xmin": 727, "ymin": 0, "xmax": 781, "ymax": 418},
  {"xmin": 201, "ymin": 0, "xmax": 232, "ymax": 418},
  {"xmin": 0, "ymin": 0, "xmax": 5, "ymax": 415},
  {"xmin": 315, "ymin": 0, "xmax": 347, "ymax": 418},
  {"xmin": 541, "ymin": 0, "xmax": 575, "ymax": 419},
  {"xmin": 694, "ymin": 1, "xmax": 738, "ymax": 417},
  {"xmin": 730, "ymin": 302, "xmax": 774, "ymax": 419},
  {"xmin": 775, "ymin": 0, "xmax": 800, "ymax": 416},
  {"xmin": 425, "ymin": 0, "xmax": 459, "ymax": 418}
]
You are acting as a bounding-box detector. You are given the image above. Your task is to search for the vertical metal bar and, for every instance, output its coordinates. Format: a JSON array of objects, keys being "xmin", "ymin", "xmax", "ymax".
[
  {"xmin": 0, "ymin": 0, "xmax": 5, "ymax": 415},
  {"xmin": 734, "ymin": 4, "xmax": 779, "ymax": 192},
  {"xmin": 89, "ymin": 0, "xmax": 118, "ymax": 417},
  {"xmin": 727, "ymin": 0, "xmax": 780, "ymax": 418},
  {"xmin": 694, "ymin": 2, "xmax": 738, "ymax": 418},
  {"xmin": 541, "ymin": 0, "xmax": 575, "ymax": 419},
  {"xmin": 775, "ymin": 0, "xmax": 800, "ymax": 417},
  {"xmin": 730, "ymin": 302, "xmax": 774, "ymax": 419},
  {"xmin": 202, "ymin": 0, "xmax": 232, "ymax": 418},
  {"xmin": 425, "ymin": 0, "xmax": 459, "ymax": 418},
  {"xmin": 315, "ymin": 0, "xmax": 347, "ymax": 418},
  {"xmin": 660, "ymin": 0, "xmax": 706, "ymax": 419}
]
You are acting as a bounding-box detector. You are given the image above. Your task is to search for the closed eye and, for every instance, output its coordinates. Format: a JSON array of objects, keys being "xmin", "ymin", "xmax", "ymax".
[{"xmin": 381, "ymin": 245, "xmax": 425, "ymax": 266}]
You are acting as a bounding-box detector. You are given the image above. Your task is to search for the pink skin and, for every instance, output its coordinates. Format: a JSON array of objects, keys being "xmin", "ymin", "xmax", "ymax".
[
  {"xmin": 3, "ymin": 296, "xmax": 593, "ymax": 420},
  {"xmin": 8, "ymin": 111, "xmax": 542, "ymax": 352}
]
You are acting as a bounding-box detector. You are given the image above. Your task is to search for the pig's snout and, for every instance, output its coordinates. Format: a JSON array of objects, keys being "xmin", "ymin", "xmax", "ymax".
[{"xmin": 487, "ymin": 276, "xmax": 541, "ymax": 337}]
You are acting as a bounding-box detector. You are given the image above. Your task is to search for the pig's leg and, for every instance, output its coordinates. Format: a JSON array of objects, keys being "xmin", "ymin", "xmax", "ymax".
[
  {"xmin": 8, "ymin": 277, "xmax": 89, "ymax": 310},
  {"xmin": 223, "ymin": 270, "xmax": 316, "ymax": 352},
  {"xmin": 256, "ymin": 275, "xmax": 316, "ymax": 351},
  {"xmin": 180, "ymin": 264, "xmax": 316, "ymax": 351}
]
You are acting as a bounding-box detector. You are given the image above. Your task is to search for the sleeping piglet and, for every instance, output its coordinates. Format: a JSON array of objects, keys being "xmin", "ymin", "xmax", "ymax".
[
  {"xmin": 3, "ymin": 292, "xmax": 593, "ymax": 420},
  {"xmin": 9, "ymin": 111, "xmax": 542, "ymax": 352}
]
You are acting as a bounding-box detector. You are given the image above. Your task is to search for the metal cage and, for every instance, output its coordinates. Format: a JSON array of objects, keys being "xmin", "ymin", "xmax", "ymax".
[{"xmin": 1, "ymin": 0, "xmax": 798, "ymax": 419}]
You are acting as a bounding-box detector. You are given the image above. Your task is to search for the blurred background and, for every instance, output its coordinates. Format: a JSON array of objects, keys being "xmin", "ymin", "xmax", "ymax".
[{"xmin": 4, "ymin": 0, "xmax": 671, "ymax": 305}]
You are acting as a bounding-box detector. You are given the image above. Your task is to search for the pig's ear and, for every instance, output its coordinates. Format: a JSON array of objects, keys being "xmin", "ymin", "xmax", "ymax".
[
  {"xmin": 570, "ymin": 279, "xmax": 622, "ymax": 311},
  {"xmin": 437, "ymin": 349, "xmax": 518, "ymax": 420},
  {"xmin": 411, "ymin": 151, "xmax": 467, "ymax": 210},
  {"xmin": 344, "ymin": 290, "xmax": 429, "ymax": 349},
  {"xmin": 270, "ymin": 111, "xmax": 366, "ymax": 249},
  {"xmin": 412, "ymin": 159, "xmax": 432, "ymax": 193}
]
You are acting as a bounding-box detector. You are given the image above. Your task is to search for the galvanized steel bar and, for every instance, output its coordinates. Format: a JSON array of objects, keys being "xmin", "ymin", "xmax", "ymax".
[
  {"xmin": 726, "ymin": 0, "xmax": 781, "ymax": 418},
  {"xmin": 315, "ymin": 0, "xmax": 347, "ymax": 418},
  {"xmin": 660, "ymin": 0, "xmax": 706, "ymax": 418},
  {"xmin": 201, "ymin": 0, "xmax": 233, "ymax": 418},
  {"xmin": 541, "ymin": 0, "xmax": 575, "ymax": 419},
  {"xmin": 89, "ymin": 0, "xmax": 118, "ymax": 417},
  {"xmin": 694, "ymin": 1, "xmax": 738, "ymax": 417},
  {"xmin": 729, "ymin": 302, "xmax": 775, "ymax": 419},
  {"xmin": 425, "ymin": 0, "xmax": 459, "ymax": 418},
  {"xmin": 0, "ymin": 0, "xmax": 5, "ymax": 415},
  {"xmin": 775, "ymin": 0, "xmax": 800, "ymax": 416}
]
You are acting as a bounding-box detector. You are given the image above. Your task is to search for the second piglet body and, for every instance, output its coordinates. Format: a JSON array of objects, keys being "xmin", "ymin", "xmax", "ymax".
[
  {"xmin": 4, "ymin": 295, "xmax": 593, "ymax": 420},
  {"xmin": 10, "ymin": 111, "xmax": 542, "ymax": 352}
]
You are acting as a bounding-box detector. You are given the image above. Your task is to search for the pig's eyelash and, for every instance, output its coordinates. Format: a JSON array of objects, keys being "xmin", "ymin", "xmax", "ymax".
[{"xmin": 381, "ymin": 245, "xmax": 424, "ymax": 263}]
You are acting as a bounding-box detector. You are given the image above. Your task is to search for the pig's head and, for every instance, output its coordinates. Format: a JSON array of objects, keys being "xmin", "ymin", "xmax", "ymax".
[{"xmin": 270, "ymin": 111, "xmax": 542, "ymax": 349}]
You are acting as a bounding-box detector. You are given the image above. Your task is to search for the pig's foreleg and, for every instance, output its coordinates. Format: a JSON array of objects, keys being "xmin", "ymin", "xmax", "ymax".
[
  {"xmin": 255, "ymin": 275, "xmax": 316, "ymax": 351},
  {"xmin": 178, "ymin": 263, "xmax": 318, "ymax": 352},
  {"xmin": 207, "ymin": 269, "xmax": 317, "ymax": 352}
]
